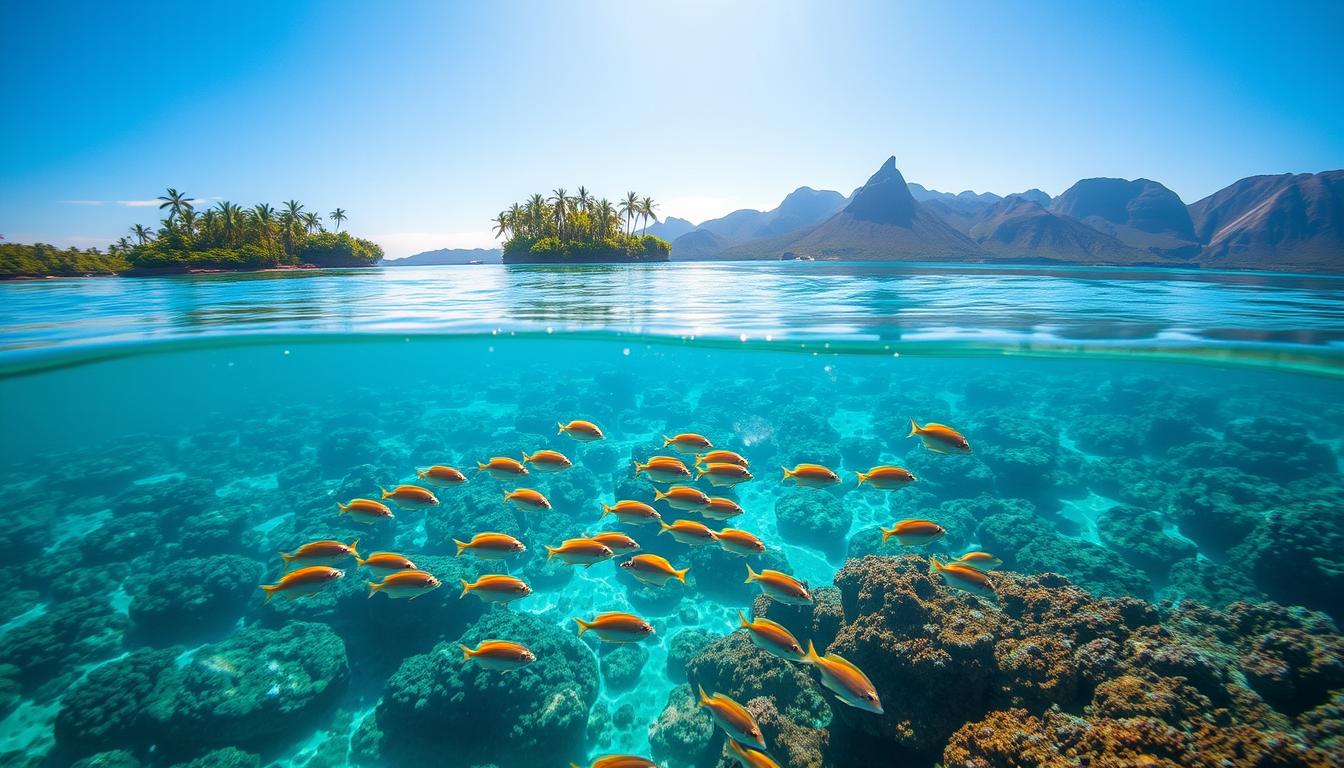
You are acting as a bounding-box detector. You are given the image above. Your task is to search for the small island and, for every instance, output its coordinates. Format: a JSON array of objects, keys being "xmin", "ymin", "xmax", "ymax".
[
  {"xmin": 1, "ymin": 188, "xmax": 382, "ymax": 278},
  {"xmin": 494, "ymin": 188, "xmax": 671, "ymax": 264}
]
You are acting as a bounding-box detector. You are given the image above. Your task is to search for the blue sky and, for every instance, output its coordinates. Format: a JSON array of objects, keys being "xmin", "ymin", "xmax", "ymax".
[{"xmin": 2, "ymin": 1, "xmax": 1341, "ymax": 257}]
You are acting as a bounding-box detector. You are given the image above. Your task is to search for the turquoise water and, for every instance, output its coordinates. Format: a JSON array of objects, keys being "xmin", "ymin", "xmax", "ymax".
[{"xmin": 0, "ymin": 264, "xmax": 1342, "ymax": 767}]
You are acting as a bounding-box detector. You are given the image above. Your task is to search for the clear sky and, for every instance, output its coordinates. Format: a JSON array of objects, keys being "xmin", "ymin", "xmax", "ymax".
[{"xmin": 3, "ymin": 1, "xmax": 1341, "ymax": 257}]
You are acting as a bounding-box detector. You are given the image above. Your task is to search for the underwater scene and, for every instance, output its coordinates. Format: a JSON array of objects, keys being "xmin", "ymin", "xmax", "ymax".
[{"xmin": 1, "ymin": 266, "xmax": 1343, "ymax": 768}]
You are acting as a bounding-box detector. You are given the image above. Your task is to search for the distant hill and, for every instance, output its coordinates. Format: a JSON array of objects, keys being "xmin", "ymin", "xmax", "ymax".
[
  {"xmin": 1050, "ymin": 178, "xmax": 1198, "ymax": 256},
  {"xmin": 646, "ymin": 217, "xmax": 696, "ymax": 242},
  {"xmin": 693, "ymin": 187, "xmax": 848, "ymax": 245},
  {"xmin": 385, "ymin": 248, "xmax": 502, "ymax": 266},
  {"xmin": 669, "ymin": 229, "xmax": 730, "ymax": 260},
  {"xmin": 1188, "ymin": 170, "xmax": 1344, "ymax": 272},
  {"xmin": 968, "ymin": 197, "xmax": 1156, "ymax": 263}
]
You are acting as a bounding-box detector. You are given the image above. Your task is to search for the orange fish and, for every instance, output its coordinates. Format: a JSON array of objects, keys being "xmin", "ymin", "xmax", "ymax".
[
  {"xmin": 952, "ymin": 551, "xmax": 1003, "ymax": 571},
  {"xmin": 367, "ymin": 569, "xmax": 441, "ymax": 599},
  {"xmin": 600, "ymin": 500, "xmax": 663, "ymax": 526},
  {"xmin": 695, "ymin": 450, "xmax": 749, "ymax": 468},
  {"xmin": 781, "ymin": 463, "xmax": 840, "ymax": 488},
  {"xmin": 653, "ymin": 485, "xmax": 710, "ymax": 511},
  {"xmin": 619, "ymin": 554, "xmax": 688, "ymax": 586},
  {"xmin": 855, "ymin": 465, "xmax": 917, "ymax": 490},
  {"xmin": 416, "ymin": 465, "xmax": 467, "ymax": 488},
  {"xmin": 477, "ymin": 456, "xmax": 530, "ymax": 481},
  {"xmin": 803, "ymin": 641, "xmax": 883, "ymax": 714},
  {"xmin": 354, "ymin": 551, "xmax": 418, "ymax": 578},
  {"xmin": 738, "ymin": 610, "xmax": 805, "ymax": 661},
  {"xmin": 454, "ymin": 532, "xmax": 526, "ymax": 559},
  {"xmin": 634, "ymin": 456, "xmax": 692, "ymax": 483},
  {"xmin": 380, "ymin": 485, "xmax": 439, "ymax": 508},
  {"xmin": 908, "ymin": 419, "xmax": 972, "ymax": 454},
  {"xmin": 658, "ymin": 519, "xmax": 718, "ymax": 546},
  {"xmin": 702, "ymin": 496, "xmax": 745, "ymax": 521},
  {"xmin": 574, "ymin": 612, "xmax": 655, "ymax": 642},
  {"xmin": 504, "ymin": 488, "xmax": 552, "ymax": 511},
  {"xmin": 460, "ymin": 574, "xmax": 531, "ymax": 603},
  {"xmin": 558, "ymin": 420, "xmax": 605, "ymax": 442},
  {"xmin": 880, "ymin": 519, "xmax": 946, "ymax": 546},
  {"xmin": 261, "ymin": 566, "xmax": 344, "ymax": 603},
  {"xmin": 523, "ymin": 449, "xmax": 573, "ymax": 472},
  {"xmin": 586, "ymin": 531, "xmax": 640, "ymax": 555},
  {"xmin": 930, "ymin": 557, "xmax": 996, "ymax": 600},
  {"xmin": 461, "ymin": 640, "xmax": 535, "ymax": 671},
  {"xmin": 337, "ymin": 498, "xmax": 394, "ymax": 524},
  {"xmin": 696, "ymin": 462, "xmax": 753, "ymax": 487},
  {"xmin": 546, "ymin": 538, "xmax": 614, "ymax": 567},
  {"xmin": 717, "ymin": 528, "xmax": 765, "ymax": 556},
  {"xmin": 571, "ymin": 757, "xmax": 657, "ymax": 768},
  {"xmin": 278, "ymin": 539, "xmax": 359, "ymax": 569},
  {"xmin": 663, "ymin": 433, "xmax": 713, "ymax": 454},
  {"xmin": 697, "ymin": 686, "xmax": 766, "ymax": 750},
  {"xmin": 726, "ymin": 740, "xmax": 781, "ymax": 768},
  {"xmin": 746, "ymin": 564, "xmax": 813, "ymax": 605}
]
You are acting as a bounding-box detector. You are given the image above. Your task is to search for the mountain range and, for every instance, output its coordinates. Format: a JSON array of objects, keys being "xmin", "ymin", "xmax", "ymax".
[
  {"xmin": 665, "ymin": 157, "xmax": 1344, "ymax": 272},
  {"xmin": 384, "ymin": 247, "xmax": 502, "ymax": 266}
]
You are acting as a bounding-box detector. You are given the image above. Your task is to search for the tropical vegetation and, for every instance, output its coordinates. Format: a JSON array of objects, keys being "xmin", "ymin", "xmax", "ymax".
[
  {"xmin": 494, "ymin": 187, "xmax": 670, "ymax": 263},
  {"xmin": 1, "ymin": 190, "xmax": 382, "ymax": 278}
]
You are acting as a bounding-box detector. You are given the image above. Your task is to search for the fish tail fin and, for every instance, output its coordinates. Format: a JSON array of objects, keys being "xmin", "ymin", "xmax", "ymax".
[
  {"xmin": 781, "ymin": 465, "xmax": 792, "ymax": 480},
  {"xmin": 366, "ymin": 581, "xmax": 380, "ymax": 598},
  {"xmin": 460, "ymin": 644, "xmax": 474, "ymax": 661},
  {"xmin": 856, "ymin": 471, "xmax": 868, "ymax": 485},
  {"xmin": 277, "ymin": 551, "xmax": 293, "ymax": 565},
  {"xmin": 380, "ymin": 486, "xmax": 392, "ymax": 500},
  {"xmin": 929, "ymin": 557, "xmax": 946, "ymax": 576},
  {"xmin": 694, "ymin": 454, "xmax": 706, "ymax": 467},
  {"xmin": 675, "ymin": 567, "xmax": 689, "ymax": 584},
  {"xmin": 354, "ymin": 555, "xmax": 367, "ymax": 567},
  {"xmin": 453, "ymin": 539, "xmax": 468, "ymax": 557},
  {"xmin": 574, "ymin": 617, "xmax": 590, "ymax": 635},
  {"xmin": 546, "ymin": 545, "xmax": 558, "ymax": 560},
  {"xmin": 695, "ymin": 468, "xmax": 706, "ymax": 480},
  {"xmin": 349, "ymin": 538, "xmax": 360, "ymax": 558},
  {"xmin": 880, "ymin": 527, "xmax": 896, "ymax": 545},
  {"xmin": 632, "ymin": 459, "xmax": 644, "ymax": 475},
  {"xmin": 803, "ymin": 640, "xmax": 821, "ymax": 665},
  {"xmin": 908, "ymin": 418, "xmax": 920, "ymax": 438},
  {"xmin": 336, "ymin": 501, "xmax": 349, "ymax": 514},
  {"xmin": 261, "ymin": 584, "xmax": 277, "ymax": 604},
  {"xmin": 653, "ymin": 488, "xmax": 667, "ymax": 501},
  {"xmin": 697, "ymin": 685, "xmax": 711, "ymax": 707},
  {"xmin": 600, "ymin": 503, "xmax": 612, "ymax": 518},
  {"xmin": 522, "ymin": 451, "xmax": 533, "ymax": 463},
  {"xmin": 745, "ymin": 564, "xmax": 760, "ymax": 584},
  {"xmin": 657, "ymin": 522, "xmax": 671, "ymax": 536},
  {"xmin": 459, "ymin": 579, "xmax": 472, "ymax": 598},
  {"xmin": 416, "ymin": 468, "xmax": 427, "ymax": 479},
  {"xmin": 556, "ymin": 422, "xmax": 565, "ymax": 435},
  {"xmin": 662, "ymin": 435, "xmax": 672, "ymax": 447},
  {"xmin": 707, "ymin": 529, "xmax": 721, "ymax": 541},
  {"xmin": 476, "ymin": 461, "xmax": 487, "ymax": 472},
  {"xmin": 738, "ymin": 610, "xmax": 750, "ymax": 629}
]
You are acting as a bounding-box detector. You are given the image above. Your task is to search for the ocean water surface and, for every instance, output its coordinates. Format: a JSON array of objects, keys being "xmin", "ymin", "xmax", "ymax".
[{"xmin": 0, "ymin": 263, "xmax": 1341, "ymax": 768}]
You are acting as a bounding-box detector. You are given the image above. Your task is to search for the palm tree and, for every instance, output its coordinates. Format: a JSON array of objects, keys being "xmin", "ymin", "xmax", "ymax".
[
  {"xmin": 639, "ymin": 196, "xmax": 659, "ymax": 236},
  {"xmin": 157, "ymin": 188, "xmax": 193, "ymax": 222},
  {"xmin": 619, "ymin": 192, "xmax": 640, "ymax": 236},
  {"xmin": 215, "ymin": 201, "xmax": 241, "ymax": 248},
  {"xmin": 491, "ymin": 211, "xmax": 510, "ymax": 241},
  {"xmin": 301, "ymin": 212, "xmax": 323, "ymax": 233},
  {"xmin": 596, "ymin": 199, "xmax": 616, "ymax": 239},
  {"xmin": 129, "ymin": 224, "xmax": 154, "ymax": 245},
  {"xmin": 252, "ymin": 204, "xmax": 276, "ymax": 247},
  {"xmin": 329, "ymin": 208, "xmax": 347, "ymax": 232},
  {"xmin": 178, "ymin": 208, "xmax": 198, "ymax": 243},
  {"xmin": 575, "ymin": 186, "xmax": 593, "ymax": 214},
  {"xmin": 549, "ymin": 188, "xmax": 569, "ymax": 240}
]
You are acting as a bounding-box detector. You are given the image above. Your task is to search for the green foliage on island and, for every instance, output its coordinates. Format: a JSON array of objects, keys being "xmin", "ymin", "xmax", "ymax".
[
  {"xmin": 0, "ymin": 243, "xmax": 131, "ymax": 278},
  {"xmin": 495, "ymin": 188, "xmax": 671, "ymax": 263}
]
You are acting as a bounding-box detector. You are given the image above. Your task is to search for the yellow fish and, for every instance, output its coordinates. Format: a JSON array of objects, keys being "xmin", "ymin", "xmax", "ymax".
[
  {"xmin": 745, "ymin": 565, "xmax": 813, "ymax": 605},
  {"xmin": 717, "ymin": 528, "xmax": 765, "ymax": 556},
  {"xmin": 738, "ymin": 610, "xmax": 805, "ymax": 661},
  {"xmin": 930, "ymin": 557, "xmax": 996, "ymax": 600},
  {"xmin": 781, "ymin": 463, "xmax": 840, "ymax": 488},
  {"xmin": 600, "ymin": 500, "xmax": 663, "ymax": 526},
  {"xmin": 460, "ymin": 640, "xmax": 535, "ymax": 671},
  {"xmin": 855, "ymin": 465, "xmax": 917, "ymax": 490},
  {"xmin": 586, "ymin": 531, "xmax": 640, "ymax": 555},
  {"xmin": 546, "ymin": 538, "xmax": 614, "ymax": 567},
  {"xmin": 663, "ymin": 433, "xmax": 712, "ymax": 453},
  {"xmin": 634, "ymin": 456, "xmax": 692, "ymax": 483},
  {"xmin": 453, "ymin": 532, "xmax": 526, "ymax": 560},
  {"xmin": 380, "ymin": 485, "xmax": 439, "ymax": 509},
  {"xmin": 278, "ymin": 539, "xmax": 359, "ymax": 569},
  {"xmin": 696, "ymin": 462, "xmax": 753, "ymax": 487},
  {"xmin": 477, "ymin": 456, "xmax": 529, "ymax": 481},
  {"xmin": 459, "ymin": 574, "xmax": 531, "ymax": 603},
  {"xmin": 354, "ymin": 552, "xmax": 418, "ymax": 578},
  {"xmin": 558, "ymin": 419, "xmax": 605, "ymax": 442},
  {"xmin": 952, "ymin": 551, "xmax": 1003, "ymax": 571},
  {"xmin": 702, "ymin": 496, "xmax": 745, "ymax": 521},
  {"xmin": 908, "ymin": 419, "xmax": 972, "ymax": 454},
  {"xmin": 571, "ymin": 757, "xmax": 657, "ymax": 768},
  {"xmin": 503, "ymin": 488, "xmax": 552, "ymax": 511},
  {"xmin": 697, "ymin": 686, "xmax": 766, "ymax": 750},
  {"xmin": 803, "ymin": 641, "xmax": 883, "ymax": 714},
  {"xmin": 619, "ymin": 554, "xmax": 688, "ymax": 586},
  {"xmin": 523, "ymin": 449, "xmax": 573, "ymax": 472},
  {"xmin": 695, "ymin": 450, "xmax": 749, "ymax": 468},
  {"xmin": 574, "ymin": 612, "xmax": 655, "ymax": 643},
  {"xmin": 727, "ymin": 739, "xmax": 781, "ymax": 768},
  {"xmin": 658, "ymin": 519, "xmax": 718, "ymax": 546},
  {"xmin": 416, "ymin": 465, "xmax": 467, "ymax": 487},
  {"xmin": 880, "ymin": 519, "xmax": 946, "ymax": 546},
  {"xmin": 336, "ymin": 498, "xmax": 394, "ymax": 523},
  {"xmin": 653, "ymin": 485, "xmax": 710, "ymax": 511},
  {"xmin": 261, "ymin": 566, "xmax": 344, "ymax": 603},
  {"xmin": 367, "ymin": 569, "xmax": 442, "ymax": 599}
]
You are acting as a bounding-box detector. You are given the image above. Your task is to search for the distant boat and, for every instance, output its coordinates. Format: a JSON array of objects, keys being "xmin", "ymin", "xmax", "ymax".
[{"xmin": 468, "ymin": 259, "xmax": 482, "ymax": 265}]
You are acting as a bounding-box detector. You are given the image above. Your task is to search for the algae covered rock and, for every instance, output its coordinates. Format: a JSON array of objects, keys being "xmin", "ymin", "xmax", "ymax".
[
  {"xmin": 774, "ymin": 489, "xmax": 852, "ymax": 556},
  {"xmin": 55, "ymin": 646, "xmax": 182, "ymax": 756},
  {"xmin": 128, "ymin": 554, "xmax": 261, "ymax": 643},
  {"xmin": 1096, "ymin": 504, "xmax": 1196, "ymax": 576},
  {"xmin": 165, "ymin": 747, "xmax": 261, "ymax": 768},
  {"xmin": 0, "ymin": 596, "xmax": 126, "ymax": 696},
  {"xmin": 648, "ymin": 684, "xmax": 719, "ymax": 768}
]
